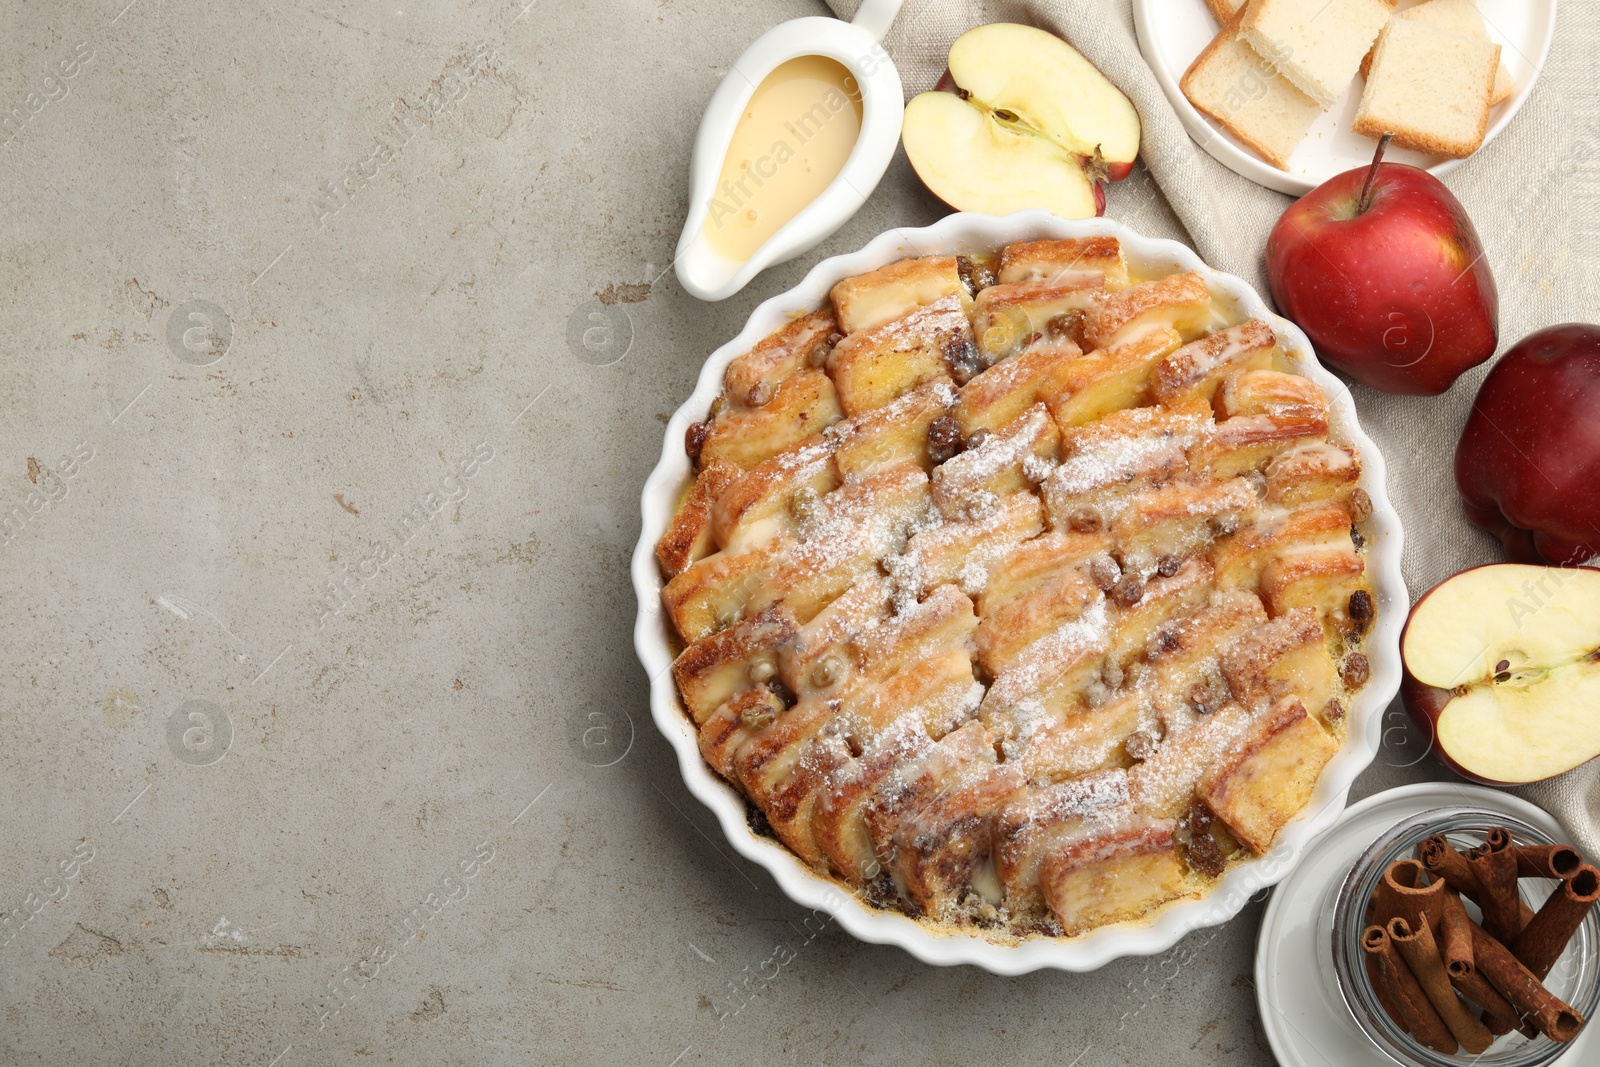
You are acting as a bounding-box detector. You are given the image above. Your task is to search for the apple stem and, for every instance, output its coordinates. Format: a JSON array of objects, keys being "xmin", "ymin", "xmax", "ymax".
[{"xmin": 1357, "ymin": 134, "xmax": 1392, "ymax": 215}]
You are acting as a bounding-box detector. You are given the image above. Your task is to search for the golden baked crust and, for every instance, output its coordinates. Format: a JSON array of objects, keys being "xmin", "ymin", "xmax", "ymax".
[{"xmin": 657, "ymin": 242, "xmax": 1374, "ymax": 940}]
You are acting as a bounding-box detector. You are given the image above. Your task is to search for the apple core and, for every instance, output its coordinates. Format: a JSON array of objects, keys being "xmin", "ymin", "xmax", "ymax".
[
  {"xmin": 1402, "ymin": 564, "xmax": 1600, "ymax": 784},
  {"xmin": 701, "ymin": 55, "xmax": 863, "ymax": 263}
]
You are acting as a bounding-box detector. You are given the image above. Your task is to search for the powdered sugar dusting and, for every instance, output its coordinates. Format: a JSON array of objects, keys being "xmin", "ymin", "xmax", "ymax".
[
  {"xmin": 666, "ymin": 244, "xmax": 1373, "ymax": 940},
  {"xmin": 986, "ymin": 595, "xmax": 1110, "ymax": 711},
  {"xmin": 1049, "ymin": 433, "xmax": 1187, "ymax": 498}
]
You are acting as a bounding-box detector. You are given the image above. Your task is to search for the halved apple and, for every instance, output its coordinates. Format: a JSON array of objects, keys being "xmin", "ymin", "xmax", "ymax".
[
  {"xmin": 901, "ymin": 23, "xmax": 1142, "ymax": 221},
  {"xmin": 1401, "ymin": 563, "xmax": 1600, "ymax": 784}
]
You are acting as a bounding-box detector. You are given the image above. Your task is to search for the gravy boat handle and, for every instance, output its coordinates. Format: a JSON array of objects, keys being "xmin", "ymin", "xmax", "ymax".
[{"xmin": 850, "ymin": 0, "xmax": 905, "ymax": 42}]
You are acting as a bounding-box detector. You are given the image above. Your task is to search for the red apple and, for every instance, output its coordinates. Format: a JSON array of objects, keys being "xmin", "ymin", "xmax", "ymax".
[
  {"xmin": 1401, "ymin": 564, "xmax": 1600, "ymax": 784},
  {"xmin": 1456, "ymin": 324, "xmax": 1600, "ymax": 565},
  {"xmin": 901, "ymin": 24, "xmax": 1141, "ymax": 221},
  {"xmin": 1265, "ymin": 137, "xmax": 1498, "ymax": 395}
]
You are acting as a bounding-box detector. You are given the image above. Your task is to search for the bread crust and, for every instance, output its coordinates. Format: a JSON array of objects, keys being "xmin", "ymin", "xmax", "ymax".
[
  {"xmin": 1354, "ymin": 22, "xmax": 1499, "ymax": 159},
  {"xmin": 1180, "ymin": 12, "xmax": 1302, "ymax": 171},
  {"xmin": 1203, "ymin": 0, "xmax": 1243, "ymax": 26}
]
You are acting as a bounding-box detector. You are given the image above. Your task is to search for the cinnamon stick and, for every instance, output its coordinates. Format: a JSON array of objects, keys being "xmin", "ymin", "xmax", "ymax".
[
  {"xmin": 1389, "ymin": 918, "xmax": 1494, "ymax": 1053},
  {"xmin": 1449, "ymin": 967, "xmax": 1530, "ymax": 1039},
  {"xmin": 1370, "ymin": 859, "xmax": 1444, "ymax": 934},
  {"xmin": 1467, "ymin": 831, "xmax": 1525, "ymax": 943},
  {"xmin": 1515, "ymin": 844, "xmax": 1583, "ymax": 881},
  {"xmin": 1420, "ymin": 834, "xmax": 1539, "ymax": 927},
  {"xmin": 1419, "ymin": 834, "xmax": 1482, "ymax": 899},
  {"xmin": 1363, "ymin": 924, "xmax": 1457, "ymax": 1054},
  {"xmin": 1365, "ymin": 941, "xmax": 1414, "ymax": 1035},
  {"xmin": 1437, "ymin": 889, "xmax": 1474, "ymax": 980},
  {"xmin": 1510, "ymin": 864, "xmax": 1600, "ymax": 981},
  {"xmin": 1484, "ymin": 827, "xmax": 1515, "ymax": 852},
  {"xmin": 1468, "ymin": 919, "xmax": 1585, "ymax": 1042}
]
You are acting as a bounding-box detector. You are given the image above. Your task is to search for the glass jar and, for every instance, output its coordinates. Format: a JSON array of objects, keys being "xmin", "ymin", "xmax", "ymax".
[{"xmin": 1327, "ymin": 806, "xmax": 1600, "ymax": 1067}]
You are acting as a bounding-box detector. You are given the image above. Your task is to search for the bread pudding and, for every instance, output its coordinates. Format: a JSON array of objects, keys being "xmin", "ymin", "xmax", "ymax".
[{"xmin": 655, "ymin": 237, "xmax": 1375, "ymax": 939}]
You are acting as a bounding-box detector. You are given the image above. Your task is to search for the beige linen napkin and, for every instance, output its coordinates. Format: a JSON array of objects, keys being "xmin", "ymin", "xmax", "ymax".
[
  {"xmin": 1516, "ymin": 736, "xmax": 1600, "ymax": 860},
  {"xmin": 826, "ymin": 0, "xmax": 1600, "ymax": 856}
]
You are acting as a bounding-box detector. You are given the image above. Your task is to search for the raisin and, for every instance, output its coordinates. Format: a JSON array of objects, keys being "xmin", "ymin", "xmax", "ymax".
[
  {"xmin": 1346, "ymin": 487, "xmax": 1373, "ymax": 525},
  {"xmin": 810, "ymin": 655, "xmax": 844, "ymax": 690},
  {"xmin": 1045, "ymin": 312, "xmax": 1075, "ymax": 338},
  {"xmin": 1088, "ymin": 554, "xmax": 1120, "ymax": 591},
  {"xmin": 810, "ymin": 333, "xmax": 841, "ymax": 368},
  {"xmin": 1348, "ymin": 590, "xmax": 1375, "ymax": 631},
  {"xmin": 1102, "ymin": 659, "xmax": 1125, "ymax": 689},
  {"xmin": 1068, "ymin": 507, "xmax": 1104, "ymax": 534},
  {"xmin": 1190, "ymin": 679, "xmax": 1225, "ymax": 715},
  {"xmin": 1156, "ymin": 555, "xmax": 1183, "ymax": 577},
  {"xmin": 745, "ymin": 800, "xmax": 775, "ymax": 839},
  {"xmin": 955, "ymin": 255, "xmax": 982, "ymax": 297},
  {"xmin": 1125, "ymin": 731, "xmax": 1157, "ymax": 761},
  {"xmin": 945, "ymin": 335, "xmax": 983, "ymax": 384},
  {"xmin": 1186, "ymin": 801, "xmax": 1226, "ymax": 878},
  {"xmin": 927, "ymin": 415, "xmax": 965, "ymax": 465},
  {"xmin": 1111, "ymin": 575, "xmax": 1145, "ymax": 607},
  {"xmin": 685, "ymin": 420, "xmax": 710, "ymax": 466},
  {"xmin": 739, "ymin": 700, "xmax": 776, "ymax": 730},
  {"xmin": 789, "ymin": 487, "xmax": 821, "ymax": 523},
  {"xmin": 1340, "ymin": 653, "xmax": 1370, "ymax": 688}
]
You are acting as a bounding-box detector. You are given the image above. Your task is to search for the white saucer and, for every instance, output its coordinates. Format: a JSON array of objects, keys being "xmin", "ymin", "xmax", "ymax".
[
  {"xmin": 1132, "ymin": 0, "xmax": 1558, "ymax": 196},
  {"xmin": 1255, "ymin": 782, "xmax": 1598, "ymax": 1067}
]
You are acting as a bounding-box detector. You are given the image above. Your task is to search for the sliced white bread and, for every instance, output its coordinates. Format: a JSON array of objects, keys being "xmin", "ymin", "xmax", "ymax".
[
  {"xmin": 1359, "ymin": 0, "xmax": 1513, "ymax": 106},
  {"xmin": 1241, "ymin": 0, "xmax": 1392, "ymax": 107},
  {"xmin": 1353, "ymin": 16, "xmax": 1499, "ymax": 158},
  {"xmin": 1204, "ymin": 0, "xmax": 1248, "ymax": 24},
  {"xmin": 1181, "ymin": 11, "xmax": 1324, "ymax": 170}
]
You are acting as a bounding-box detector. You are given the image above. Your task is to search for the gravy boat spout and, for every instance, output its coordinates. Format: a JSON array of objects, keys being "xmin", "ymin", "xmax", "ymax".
[{"xmin": 674, "ymin": 1, "xmax": 904, "ymax": 302}]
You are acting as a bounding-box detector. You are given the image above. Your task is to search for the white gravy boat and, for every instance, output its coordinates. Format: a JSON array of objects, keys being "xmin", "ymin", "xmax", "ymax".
[{"xmin": 673, "ymin": 0, "xmax": 905, "ymax": 302}]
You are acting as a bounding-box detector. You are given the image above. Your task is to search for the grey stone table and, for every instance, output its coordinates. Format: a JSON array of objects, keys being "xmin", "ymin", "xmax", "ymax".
[{"xmin": 0, "ymin": 2, "xmax": 1550, "ymax": 1064}]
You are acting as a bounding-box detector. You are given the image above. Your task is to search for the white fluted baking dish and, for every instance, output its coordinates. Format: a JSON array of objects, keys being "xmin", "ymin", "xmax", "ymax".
[{"xmin": 631, "ymin": 211, "xmax": 1407, "ymax": 973}]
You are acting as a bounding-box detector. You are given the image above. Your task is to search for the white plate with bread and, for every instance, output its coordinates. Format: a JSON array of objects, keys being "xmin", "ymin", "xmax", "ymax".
[{"xmin": 1134, "ymin": 0, "xmax": 1556, "ymax": 195}]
